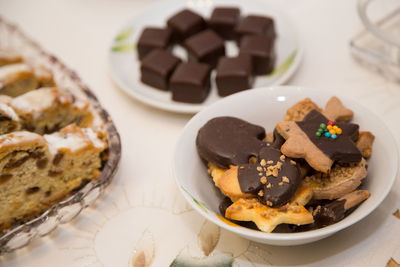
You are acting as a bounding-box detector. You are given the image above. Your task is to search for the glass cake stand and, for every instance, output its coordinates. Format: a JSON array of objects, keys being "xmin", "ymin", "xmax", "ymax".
[
  {"xmin": 350, "ymin": 0, "xmax": 400, "ymax": 82},
  {"xmin": 0, "ymin": 17, "xmax": 121, "ymax": 254}
]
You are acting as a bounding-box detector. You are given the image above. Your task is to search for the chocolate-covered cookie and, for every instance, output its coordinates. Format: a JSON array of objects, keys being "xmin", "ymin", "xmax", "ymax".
[
  {"xmin": 238, "ymin": 146, "xmax": 301, "ymax": 207},
  {"xmin": 196, "ymin": 116, "xmax": 267, "ymax": 168}
]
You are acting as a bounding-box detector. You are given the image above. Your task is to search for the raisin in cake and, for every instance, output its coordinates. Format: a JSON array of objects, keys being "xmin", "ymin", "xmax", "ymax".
[{"xmin": 0, "ymin": 124, "xmax": 106, "ymax": 231}]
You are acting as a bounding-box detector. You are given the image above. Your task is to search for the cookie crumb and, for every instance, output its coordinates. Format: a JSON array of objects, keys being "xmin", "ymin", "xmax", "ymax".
[
  {"xmin": 387, "ymin": 258, "xmax": 400, "ymax": 267},
  {"xmin": 260, "ymin": 159, "xmax": 267, "ymax": 166},
  {"xmin": 266, "ymin": 183, "xmax": 272, "ymax": 188},
  {"xmin": 260, "ymin": 176, "xmax": 267, "ymax": 184},
  {"xmin": 290, "ymin": 160, "xmax": 296, "ymax": 165},
  {"xmin": 291, "ymin": 206, "xmax": 300, "ymax": 213},
  {"xmin": 393, "ymin": 209, "xmax": 400, "ymax": 219},
  {"xmin": 258, "ymin": 190, "xmax": 264, "ymax": 197},
  {"xmin": 282, "ymin": 176, "xmax": 290, "ymax": 183},
  {"xmin": 280, "ymin": 155, "xmax": 286, "ymax": 161}
]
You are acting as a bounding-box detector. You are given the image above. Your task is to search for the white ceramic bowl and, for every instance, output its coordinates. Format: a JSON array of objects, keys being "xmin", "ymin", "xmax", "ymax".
[{"xmin": 173, "ymin": 86, "xmax": 398, "ymax": 246}]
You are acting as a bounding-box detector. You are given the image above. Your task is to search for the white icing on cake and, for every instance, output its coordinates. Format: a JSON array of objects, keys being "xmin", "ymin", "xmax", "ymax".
[
  {"xmin": 0, "ymin": 63, "xmax": 33, "ymax": 85},
  {"xmin": 0, "ymin": 131, "xmax": 45, "ymax": 151},
  {"xmin": 0, "ymin": 103, "xmax": 19, "ymax": 121},
  {"xmin": 11, "ymin": 87, "xmax": 71, "ymax": 120},
  {"xmin": 44, "ymin": 125, "xmax": 106, "ymax": 155}
]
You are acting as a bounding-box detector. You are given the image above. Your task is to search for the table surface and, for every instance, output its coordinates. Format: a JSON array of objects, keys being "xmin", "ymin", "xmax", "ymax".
[{"xmin": 1, "ymin": 0, "xmax": 400, "ymax": 266}]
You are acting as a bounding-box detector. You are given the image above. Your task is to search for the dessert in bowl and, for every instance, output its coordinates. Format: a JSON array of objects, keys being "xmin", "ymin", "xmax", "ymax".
[{"xmin": 173, "ymin": 86, "xmax": 397, "ymax": 245}]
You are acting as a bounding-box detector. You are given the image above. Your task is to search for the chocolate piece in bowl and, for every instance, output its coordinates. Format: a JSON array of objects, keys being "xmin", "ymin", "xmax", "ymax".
[
  {"xmin": 140, "ymin": 49, "xmax": 181, "ymax": 91},
  {"xmin": 215, "ymin": 55, "xmax": 253, "ymax": 96},
  {"xmin": 196, "ymin": 116, "xmax": 267, "ymax": 168},
  {"xmin": 235, "ymin": 14, "xmax": 275, "ymax": 41},
  {"xmin": 184, "ymin": 29, "xmax": 225, "ymax": 68},
  {"xmin": 137, "ymin": 27, "xmax": 173, "ymax": 60},
  {"xmin": 170, "ymin": 62, "xmax": 211, "ymax": 103},
  {"xmin": 239, "ymin": 34, "xmax": 275, "ymax": 75},
  {"xmin": 167, "ymin": 9, "xmax": 207, "ymax": 42},
  {"xmin": 208, "ymin": 7, "xmax": 241, "ymax": 40}
]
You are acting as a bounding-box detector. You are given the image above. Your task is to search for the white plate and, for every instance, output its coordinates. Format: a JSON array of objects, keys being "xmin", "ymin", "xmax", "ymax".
[
  {"xmin": 173, "ymin": 86, "xmax": 398, "ymax": 245},
  {"xmin": 108, "ymin": 0, "xmax": 302, "ymax": 114}
]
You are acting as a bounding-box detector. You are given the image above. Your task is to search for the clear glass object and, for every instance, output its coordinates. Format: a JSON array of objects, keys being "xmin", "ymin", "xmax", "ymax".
[
  {"xmin": 0, "ymin": 17, "xmax": 121, "ymax": 254},
  {"xmin": 350, "ymin": 0, "xmax": 400, "ymax": 82}
]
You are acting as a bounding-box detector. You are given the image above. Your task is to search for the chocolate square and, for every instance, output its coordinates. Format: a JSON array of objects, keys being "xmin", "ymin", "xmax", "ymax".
[
  {"xmin": 137, "ymin": 27, "xmax": 173, "ymax": 60},
  {"xmin": 208, "ymin": 7, "xmax": 240, "ymax": 40},
  {"xmin": 239, "ymin": 35, "xmax": 275, "ymax": 75},
  {"xmin": 167, "ymin": 9, "xmax": 207, "ymax": 42},
  {"xmin": 140, "ymin": 49, "xmax": 181, "ymax": 91},
  {"xmin": 184, "ymin": 29, "xmax": 225, "ymax": 68},
  {"xmin": 216, "ymin": 55, "xmax": 253, "ymax": 96},
  {"xmin": 170, "ymin": 62, "xmax": 211, "ymax": 103},
  {"xmin": 235, "ymin": 15, "xmax": 275, "ymax": 41}
]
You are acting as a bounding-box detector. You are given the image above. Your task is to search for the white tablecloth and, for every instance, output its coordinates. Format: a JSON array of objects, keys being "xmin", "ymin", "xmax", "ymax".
[{"xmin": 0, "ymin": 0, "xmax": 400, "ymax": 266}]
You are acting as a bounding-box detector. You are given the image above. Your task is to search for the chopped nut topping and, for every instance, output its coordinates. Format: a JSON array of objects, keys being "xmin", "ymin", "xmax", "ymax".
[
  {"xmin": 280, "ymin": 155, "xmax": 286, "ymax": 161},
  {"xmin": 272, "ymin": 168, "xmax": 279, "ymax": 177},
  {"xmin": 266, "ymin": 160, "xmax": 273, "ymax": 164},
  {"xmin": 260, "ymin": 159, "xmax": 266, "ymax": 166},
  {"xmin": 278, "ymin": 182, "xmax": 283, "ymax": 186},
  {"xmin": 260, "ymin": 176, "xmax": 267, "ymax": 184},
  {"xmin": 276, "ymin": 161, "xmax": 283, "ymax": 169},
  {"xmin": 266, "ymin": 183, "xmax": 272, "ymax": 188},
  {"xmin": 258, "ymin": 190, "xmax": 264, "ymax": 197},
  {"xmin": 258, "ymin": 172, "xmax": 263, "ymax": 176},
  {"xmin": 266, "ymin": 201, "xmax": 273, "ymax": 207},
  {"xmin": 257, "ymin": 166, "xmax": 263, "ymax": 172},
  {"xmin": 282, "ymin": 176, "xmax": 290, "ymax": 183},
  {"xmin": 240, "ymin": 166, "xmax": 245, "ymax": 169},
  {"xmin": 290, "ymin": 160, "xmax": 297, "ymax": 165}
]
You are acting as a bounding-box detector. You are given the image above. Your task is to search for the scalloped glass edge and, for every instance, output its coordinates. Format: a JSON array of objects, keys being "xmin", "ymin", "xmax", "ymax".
[{"xmin": 0, "ymin": 16, "xmax": 122, "ymax": 254}]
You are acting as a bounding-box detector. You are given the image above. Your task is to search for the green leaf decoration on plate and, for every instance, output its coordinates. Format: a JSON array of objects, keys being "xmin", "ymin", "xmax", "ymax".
[
  {"xmin": 112, "ymin": 43, "xmax": 136, "ymax": 52},
  {"xmin": 170, "ymin": 249, "xmax": 233, "ymax": 267},
  {"xmin": 182, "ymin": 186, "xmax": 208, "ymax": 213},
  {"xmin": 114, "ymin": 27, "xmax": 134, "ymax": 42},
  {"xmin": 268, "ymin": 50, "xmax": 297, "ymax": 77}
]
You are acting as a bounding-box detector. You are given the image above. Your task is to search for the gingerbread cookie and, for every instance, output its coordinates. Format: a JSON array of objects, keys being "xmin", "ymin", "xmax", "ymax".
[
  {"xmin": 197, "ymin": 116, "xmax": 268, "ymax": 168},
  {"xmin": 284, "ymin": 98, "xmax": 321, "ymax": 122},
  {"xmin": 300, "ymin": 190, "xmax": 370, "ymax": 230},
  {"xmin": 322, "ymin": 96, "xmax": 353, "ymax": 122},
  {"xmin": 225, "ymin": 186, "xmax": 314, "ymax": 233},
  {"xmin": 303, "ymin": 158, "xmax": 368, "ymax": 200},
  {"xmin": 276, "ymin": 110, "xmax": 362, "ymax": 173},
  {"xmin": 284, "ymin": 96, "xmax": 354, "ymax": 123},
  {"xmin": 356, "ymin": 131, "xmax": 375, "ymax": 158}
]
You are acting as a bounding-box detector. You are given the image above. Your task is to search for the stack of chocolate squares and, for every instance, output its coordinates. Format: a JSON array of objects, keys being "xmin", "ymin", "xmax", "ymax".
[{"xmin": 137, "ymin": 7, "xmax": 276, "ymax": 103}]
